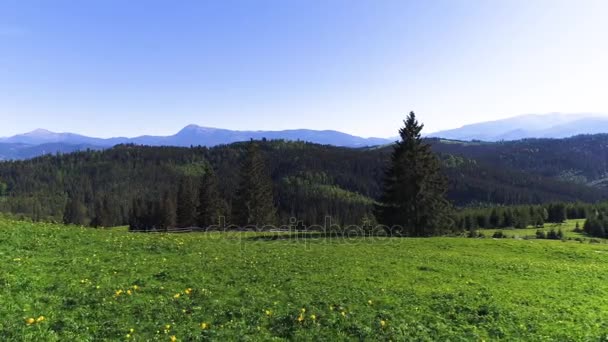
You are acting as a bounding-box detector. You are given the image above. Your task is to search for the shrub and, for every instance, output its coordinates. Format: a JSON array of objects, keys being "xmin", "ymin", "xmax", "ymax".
[{"xmin": 492, "ymin": 231, "xmax": 507, "ymax": 239}]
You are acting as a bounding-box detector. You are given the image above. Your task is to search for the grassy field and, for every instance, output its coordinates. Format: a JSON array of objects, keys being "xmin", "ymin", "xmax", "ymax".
[
  {"xmin": 478, "ymin": 219, "xmax": 589, "ymax": 240},
  {"xmin": 3, "ymin": 218, "xmax": 608, "ymax": 340}
]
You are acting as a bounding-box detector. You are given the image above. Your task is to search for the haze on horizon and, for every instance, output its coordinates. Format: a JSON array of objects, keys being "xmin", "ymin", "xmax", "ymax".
[{"xmin": 2, "ymin": 0, "xmax": 607, "ymax": 138}]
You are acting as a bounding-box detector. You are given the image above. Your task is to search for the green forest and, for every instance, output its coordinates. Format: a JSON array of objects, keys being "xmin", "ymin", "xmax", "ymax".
[{"xmin": 1, "ymin": 113, "xmax": 608, "ymax": 234}]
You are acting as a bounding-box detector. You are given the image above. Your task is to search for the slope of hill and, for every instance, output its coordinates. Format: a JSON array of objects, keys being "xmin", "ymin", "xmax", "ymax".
[
  {"xmin": 430, "ymin": 135, "xmax": 608, "ymax": 187},
  {"xmin": 0, "ymin": 139, "xmax": 605, "ymax": 225},
  {"xmin": 429, "ymin": 113, "xmax": 608, "ymax": 141}
]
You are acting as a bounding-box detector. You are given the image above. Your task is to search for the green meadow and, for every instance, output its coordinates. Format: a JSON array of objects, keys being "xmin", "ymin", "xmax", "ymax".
[{"xmin": 2, "ymin": 218, "xmax": 608, "ymax": 341}]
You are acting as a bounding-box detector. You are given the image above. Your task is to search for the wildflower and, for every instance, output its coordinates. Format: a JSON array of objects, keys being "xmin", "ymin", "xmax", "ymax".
[
  {"xmin": 265, "ymin": 310, "xmax": 272, "ymax": 316},
  {"xmin": 127, "ymin": 289, "xmax": 132, "ymax": 295},
  {"xmin": 132, "ymin": 285, "xmax": 139, "ymax": 290},
  {"xmin": 173, "ymin": 293, "xmax": 181, "ymax": 299},
  {"xmin": 36, "ymin": 316, "xmax": 45, "ymax": 323},
  {"xmin": 300, "ymin": 308, "xmax": 306, "ymax": 313},
  {"xmin": 184, "ymin": 288, "xmax": 192, "ymax": 295},
  {"xmin": 115, "ymin": 289, "xmax": 123, "ymax": 297},
  {"xmin": 297, "ymin": 314, "xmax": 304, "ymax": 323},
  {"xmin": 368, "ymin": 300, "xmax": 373, "ymax": 305},
  {"xmin": 310, "ymin": 314, "xmax": 316, "ymax": 321},
  {"xmin": 25, "ymin": 317, "xmax": 35, "ymax": 325},
  {"xmin": 200, "ymin": 322, "xmax": 209, "ymax": 329},
  {"xmin": 129, "ymin": 328, "xmax": 135, "ymax": 333},
  {"xmin": 165, "ymin": 324, "xmax": 171, "ymax": 330},
  {"xmin": 341, "ymin": 311, "xmax": 346, "ymax": 317},
  {"xmin": 380, "ymin": 320, "xmax": 387, "ymax": 328},
  {"xmin": 170, "ymin": 336, "xmax": 177, "ymax": 342},
  {"xmin": 126, "ymin": 334, "xmax": 131, "ymax": 339}
]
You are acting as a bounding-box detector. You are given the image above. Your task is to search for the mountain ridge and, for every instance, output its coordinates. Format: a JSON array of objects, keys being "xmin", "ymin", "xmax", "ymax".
[
  {"xmin": 0, "ymin": 125, "xmax": 393, "ymax": 160},
  {"xmin": 429, "ymin": 113, "xmax": 608, "ymax": 141}
]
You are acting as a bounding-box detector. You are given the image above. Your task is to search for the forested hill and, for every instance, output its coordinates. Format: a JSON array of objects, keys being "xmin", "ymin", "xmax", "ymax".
[
  {"xmin": 430, "ymin": 134, "xmax": 608, "ymax": 187},
  {"xmin": 0, "ymin": 136, "xmax": 606, "ymax": 226}
]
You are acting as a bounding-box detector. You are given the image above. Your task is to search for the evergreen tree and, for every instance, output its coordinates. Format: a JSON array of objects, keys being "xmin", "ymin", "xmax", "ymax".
[
  {"xmin": 63, "ymin": 195, "xmax": 88, "ymax": 225},
  {"xmin": 374, "ymin": 112, "xmax": 454, "ymax": 236},
  {"xmin": 197, "ymin": 169, "xmax": 225, "ymax": 227},
  {"xmin": 489, "ymin": 208, "xmax": 501, "ymax": 228},
  {"xmin": 547, "ymin": 203, "xmax": 567, "ymax": 223},
  {"xmin": 176, "ymin": 177, "xmax": 197, "ymax": 228},
  {"xmin": 159, "ymin": 191, "xmax": 176, "ymax": 230},
  {"xmin": 91, "ymin": 197, "xmax": 111, "ymax": 228},
  {"xmin": 232, "ymin": 142, "xmax": 277, "ymax": 228}
]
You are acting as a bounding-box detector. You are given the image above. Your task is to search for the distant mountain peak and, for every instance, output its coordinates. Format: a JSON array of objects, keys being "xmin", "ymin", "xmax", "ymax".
[
  {"xmin": 0, "ymin": 125, "xmax": 393, "ymax": 157},
  {"xmin": 429, "ymin": 112, "xmax": 608, "ymax": 141},
  {"xmin": 25, "ymin": 128, "xmax": 55, "ymax": 136}
]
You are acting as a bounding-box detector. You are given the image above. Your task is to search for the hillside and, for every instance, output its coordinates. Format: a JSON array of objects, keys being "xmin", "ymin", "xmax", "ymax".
[
  {"xmin": 2, "ymin": 217, "xmax": 608, "ymax": 340},
  {"xmin": 0, "ymin": 139, "xmax": 605, "ymax": 225},
  {"xmin": 430, "ymin": 135, "xmax": 608, "ymax": 187}
]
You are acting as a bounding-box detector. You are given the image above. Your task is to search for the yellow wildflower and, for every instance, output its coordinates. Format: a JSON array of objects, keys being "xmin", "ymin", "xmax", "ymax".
[
  {"xmin": 184, "ymin": 288, "xmax": 192, "ymax": 295},
  {"xmin": 25, "ymin": 317, "xmax": 35, "ymax": 325},
  {"xmin": 129, "ymin": 328, "xmax": 135, "ymax": 333},
  {"xmin": 173, "ymin": 293, "xmax": 181, "ymax": 299},
  {"xmin": 300, "ymin": 308, "xmax": 306, "ymax": 313},
  {"xmin": 297, "ymin": 314, "xmax": 304, "ymax": 323},
  {"xmin": 341, "ymin": 311, "xmax": 346, "ymax": 317},
  {"xmin": 380, "ymin": 320, "xmax": 387, "ymax": 328},
  {"xmin": 200, "ymin": 322, "xmax": 209, "ymax": 329},
  {"xmin": 265, "ymin": 310, "xmax": 272, "ymax": 316},
  {"xmin": 310, "ymin": 314, "xmax": 316, "ymax": 321},
  {"xmin": 36, "ymin": 316, "xmax": 45, "ymax": 323},
  {"xmin": 132, "ymin": 285, "xmax": 139, "ymax": 290},
  {"xmin": 170, "ymin": 336, "xmax": 177, "ymax": 342},
  {"xmin": 127, "ymin": 289, "xmax": 132, "ymax": 295},
  {"xmin": 126, "ymin": 334, "xmax": 131, "ymax": 339},
  {"xmin": 165, "ymin": 324, "xmax": 171, "ymax": 330},
  {"xmin": 368, "ymin": 300, "xmax": 373, "ymax": 305}
]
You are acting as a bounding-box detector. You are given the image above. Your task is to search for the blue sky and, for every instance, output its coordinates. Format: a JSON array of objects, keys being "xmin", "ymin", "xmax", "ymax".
[{"xmin": 1, "ymin": 0, "xmax": 607, "ymax": 138}]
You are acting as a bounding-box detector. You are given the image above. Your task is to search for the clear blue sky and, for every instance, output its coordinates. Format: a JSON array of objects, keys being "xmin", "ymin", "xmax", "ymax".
[{"xmin": 1, "ymin": 0, "xmax": 607, "ymax": 138}]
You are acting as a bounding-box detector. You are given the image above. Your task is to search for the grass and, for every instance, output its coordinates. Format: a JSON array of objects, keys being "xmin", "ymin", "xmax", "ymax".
[
  {"xmin": 478, "ymin": 219, "xmax": 589, "ymax": 240},
  {"xmin": 2, "ymin": 218, "xmax": 608, "ymax": 340}
]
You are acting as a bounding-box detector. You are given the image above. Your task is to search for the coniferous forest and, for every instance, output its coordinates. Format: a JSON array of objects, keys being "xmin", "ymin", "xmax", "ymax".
[{"xmin": 1, "ymin": 113, "xmax": 608, "ymax": 233}]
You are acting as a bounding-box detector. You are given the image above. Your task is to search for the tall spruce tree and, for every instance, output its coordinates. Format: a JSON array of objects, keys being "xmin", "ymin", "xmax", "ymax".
[
  {"xmin": 375, "ymin": 112, "xmax": 453, "ymax": 236},
  {"xmin": 63, "ymin": 194, "xmax": 88, "ymax": 226},
  {"xmin": 176, "ymin": 177, "xmax": 197, "ymax": 227},
  {"xmin": 160, "ymin": 191, "xmax": 177, "ymax": 230},
  {"xmin": 197, "ymin": 169, "xmax": 225, "ymax": 227},
  {"xmin": 232, "ymin": 142, "xmax": 277, "ymax": 228}
]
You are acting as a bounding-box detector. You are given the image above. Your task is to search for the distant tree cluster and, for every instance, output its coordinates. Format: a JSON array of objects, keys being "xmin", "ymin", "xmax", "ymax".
[
  {"xmin": 455, "ymin": 202, "xmax": 590, "ymax": 231},
  {"xmin": 128, "ymin": 142, "xmax": 276, "ymax": 231}
]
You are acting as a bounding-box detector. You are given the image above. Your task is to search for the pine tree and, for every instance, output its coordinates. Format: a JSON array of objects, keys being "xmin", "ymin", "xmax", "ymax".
[
  {"xmin": 176, "ymin": 177, "xmax": 197, "ymax": 228},
  {"xmin": 232, "ymin": 142, "xmax": 277, "ymax": 228},
  {"xmin": 197, "ymin": 169, "xmax": 225, "ymax": 228},
  {"xmin": 374, "ymin": 112, "xmax": 453, "ymax": 236},
  {"xmin": 159, "ymin": 191, "xmax": 176, "ymax": 230},
  {"xmin": 63, "ymin": 195, "xmax": 88, "ymax": 225}
]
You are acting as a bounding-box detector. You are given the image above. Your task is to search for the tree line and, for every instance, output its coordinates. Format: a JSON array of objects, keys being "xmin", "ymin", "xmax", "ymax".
[{"xmin": 1, "ymin": 112, "xmax": 607, "ymax": 235}]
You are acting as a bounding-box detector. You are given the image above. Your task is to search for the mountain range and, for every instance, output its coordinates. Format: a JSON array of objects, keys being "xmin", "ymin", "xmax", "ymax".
[
  {"xmin": 428, "ymin": 113, "xmax": 608, "ymax": 141},
  {"xmin": 0, "ymin": 125, "xmax": 393, "ymax": 160},
  {"xmin": 3, "ymin": 112, "xmax": 608, "ymax": 160}
]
